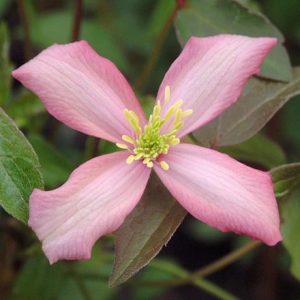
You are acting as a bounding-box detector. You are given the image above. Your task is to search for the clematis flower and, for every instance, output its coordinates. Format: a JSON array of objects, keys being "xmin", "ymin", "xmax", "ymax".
[{"xmin": 12, "ymin": 35, "xmax": 282, "ymax": 264}]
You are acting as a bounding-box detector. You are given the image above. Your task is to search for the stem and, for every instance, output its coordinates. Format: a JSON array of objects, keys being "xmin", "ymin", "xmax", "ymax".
[
  {"xmin": 134, "ymin": 2, "xmax": 182, "ymax": 90},
  {"xmin": 71, "ymin": 0, "xmax": 84, "ymax": 42},
  {"xmin": 193, "ymin": 278, "xmax": 238, "ymax": 300},
  {"xmin": 138, "ymin": 260, "xmax": 238, "ymax": 300},
  {"xmin": 139, "ymin": 240, "xmax": 260, "ymax": 287},
  {"xmin": 17, "ymin": 0, "xmax": 32, "ymax": 60},
  {"xmin": 189, "ymin": 240, "xmax": 260, "ymax": 280}
]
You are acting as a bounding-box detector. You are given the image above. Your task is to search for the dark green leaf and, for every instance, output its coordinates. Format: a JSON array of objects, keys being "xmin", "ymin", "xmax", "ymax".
[
  {"xmin": 272, "ymin": 163, "xmax": 300, "ymax": 198},
  {"xmin": 0, "ymin": 108, "xmax": 43, "ymax": 223},
  {"xmin": 193, "ymin": 68, "xmax": 300, "ymax": 147},
  {"xmin": 109, "ymin": 174, "xmax": 186, "ymax": 286},
  {"xmin": 175, "ymin": 0, "xmax": 292, "ymax": 81},
  {"xmin": 0, "ymin": 23, "xmax": 13, "ymax": 106},
  {"xmin": 221, "ymin": 133, "xmax": 286, "ymax": 169},
  {"xmin": 281, "ymin": 188, "xmax": 300, "ymax": 281}
]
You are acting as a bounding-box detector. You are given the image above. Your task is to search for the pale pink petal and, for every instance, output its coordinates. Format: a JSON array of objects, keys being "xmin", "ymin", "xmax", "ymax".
[
  {"xmin": 157, "ymin": 35, "xmax": 276, "ymax": 137},
  {"xmin": 154, "ymin": 144, "xmax": 281, "ymax": 245},
  {"xmin": 12, "ymin": 41, "xmax": 145, "ymax": 143},
  {"xmin": 29, "ymin": 151, "xmax": 150, "ymax": 264}
]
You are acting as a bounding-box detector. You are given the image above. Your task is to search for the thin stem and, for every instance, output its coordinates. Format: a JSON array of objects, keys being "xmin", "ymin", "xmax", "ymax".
[
  {"xmin": 139, "ymin": 240, "xmax": 260, "ymax": 287},
  {"xmin": 17, "ymin": 0, "xmax": 32, "ymax": 60},
  {"xmin": 190, "ymin": 241, "xmax": 260, "ymax": 280},
  {"xmin": 193, "ymin": 278, "xmax": 238, "ymax": 300},
  {"xmin": 137, "ymin": 259, "xmax": 238, "ymax": 300},
  {"xmin": 134, "ymin": 2, "xmax": 182, "ymax": 90},
  {"xmin": 71, "ymin": 0, "xmax": 84, "ymax": 41}
]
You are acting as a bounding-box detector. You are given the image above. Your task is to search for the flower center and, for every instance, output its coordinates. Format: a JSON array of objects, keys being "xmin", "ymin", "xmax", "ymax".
[{"xmin": 116, "ymin": 86, "xmax": 192, "ymax": 170}]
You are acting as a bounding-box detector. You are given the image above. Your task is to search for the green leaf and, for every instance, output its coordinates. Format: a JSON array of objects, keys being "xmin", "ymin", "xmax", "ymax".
[
  {"xmin": 193, "ymin": 68, "xmax": 300, "ymax": 147},
  {"xmin": 175, "ymin": 0, "xmax": 292, "ymax": 82},
  {"xmin": 280, "ymin": 188, "xmax": 300, "ymax": 281},
  {"xmin": 272, "ymin": 163, "xmax": 300, "ymax": 198},
  {"xmin": 28, "ymin": 134, "xmax": 73, "ymax": 188},
  {"xmin": 109, "ymin": 174, "xmax": 187, "ymax": 286},
  {"xmin": 0, "ymin": 108, "xmax": 43, "ymax": 223},
  {"xmin": 0, "ymin": 23, "xmax": 13, "ymax": 106},
  {"xmin": 221, "ymin": 133, "xmax": 286, "ymax": 169}
]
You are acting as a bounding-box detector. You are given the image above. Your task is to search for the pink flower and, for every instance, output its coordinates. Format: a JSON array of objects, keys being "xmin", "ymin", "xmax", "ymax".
[{"xmin": 12, "ymin": 35, "xmax": 282, "ymax": 264}]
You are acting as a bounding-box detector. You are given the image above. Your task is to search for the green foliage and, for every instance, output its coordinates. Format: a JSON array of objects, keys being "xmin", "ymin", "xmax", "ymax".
[
  {"xmin": 7, "ymin": 90, "xmax": 45, "ymax": 128},
  {"xmin": 110, "ymin": 174, "xmax": 186, "ymax": 286},
  {"xmin": 30, "ymin": 11, "xmax": 129, "ymax": 72},
  {"xmin": 28, "ymin": 134, "xmax": 73, "ymax": 188},
  {"xmin": 272, "ymin": 163, "xmax": 300, "ymax": 198},
  {"xmin": 221, "ymin": 133, "xmax": 286, "ymax": 169},
  {"xmin": 272, "ymin": 163, "xmax": 300, "ymax": 280},
  {"xmin": 193, "ymin": 68, "xmax": 300, "ymax": 147},
  {"xmin": 0, "ymin": 23, "xmax": 13, "ymax": 107},
  {"xmin": 10, "ymin": 250, "xmax": 117, "ymax": 300},
  {"xmin": 281, "ymin": 189, "xmax": 300, "ymax": 281},
  {"xmin": 175, "ymin": 0, "xmax": 292, "ymax": 81},
  {"xmin": 0, "ymin": 108, "xmax": 44, "ymax": 223},
  {"xmin": 146, "ymin": 0, "xmax": 174, "ymax": 39},
  {"xmin": 0, "ymin": 0, "xmax": 9, "ymax": 17}
]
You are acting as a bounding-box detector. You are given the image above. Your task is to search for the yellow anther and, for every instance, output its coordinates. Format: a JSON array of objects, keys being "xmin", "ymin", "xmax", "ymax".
[
  {"xmin": 146, "ymin": 161, "xmax": 154, "ymax": 168},
  {"xmin": 153, "ymin": 101, "xmax": 161, "ymax": 117},
  {"xmin": 126, "ymin": 155, "xmax": 135, "ymax": 164},
  {"xmin": 183, "ymin": 109, "xmax": 193, "ymax": 117},
  {"xmin": 164, "ymin": 85, "xmax": 171, "ymax": 104},
  {"xmin": 122, "ymin": 135, "xmax": 135, "ymax": 144},
  {"xmin": 160, "ymin": 161, "xmax": 169, "ymax": 170},
  {"xmin": 116, "ymin": 143, "xmax": 129, "ymax": 150},
  {"xmin": 170, "ymin": 138, "xmax": 180, "ymax": 145}
]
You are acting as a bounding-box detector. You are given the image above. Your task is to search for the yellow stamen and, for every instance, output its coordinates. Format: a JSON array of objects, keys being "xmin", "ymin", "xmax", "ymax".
[
  {"xmin": 120, "ymin": 86, "xmax": 193, "ymax": 170},
  {"xmin": 164, "ymin": 85, "xmax": 171, "ymax": 104},
  {"xmin": 122, "ymin": 135, "xmax": 135, "ymax": 144},
  {"xmin": 116, "ymin": 143, "xmax": 128, "ymax": 150},
  {"xmin": 147, "ymin": 161, "xmax": 154, "ymax": 168},
  {"xmin": 160, "ymin": 161, "xmax": 169, "ymax": 170},
  {"xmin": 126, "ymin": 155, "xmax": 135, "ymax": 164}
]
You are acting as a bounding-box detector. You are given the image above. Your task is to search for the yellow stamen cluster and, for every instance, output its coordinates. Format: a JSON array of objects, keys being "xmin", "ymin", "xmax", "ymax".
[{"xmin": 116, "ymin": 86, "xmax": 192, "ymax": 170}]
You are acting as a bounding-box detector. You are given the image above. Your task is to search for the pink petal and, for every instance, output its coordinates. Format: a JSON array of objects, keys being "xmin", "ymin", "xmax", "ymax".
[
  {"xmin": 157, "ymin": 35, "xmax": 276, "ymax": 137},
  {"xmin": 12, "ymin": 41, "xmax": 145, "ymax": 143},
  {"xmin": 29, "ymin": 151, "xmax": 150, "ymax": 264},
  {"xmin": 154, "ymin": 144, "xmax": 281, "ymax": 245}
]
